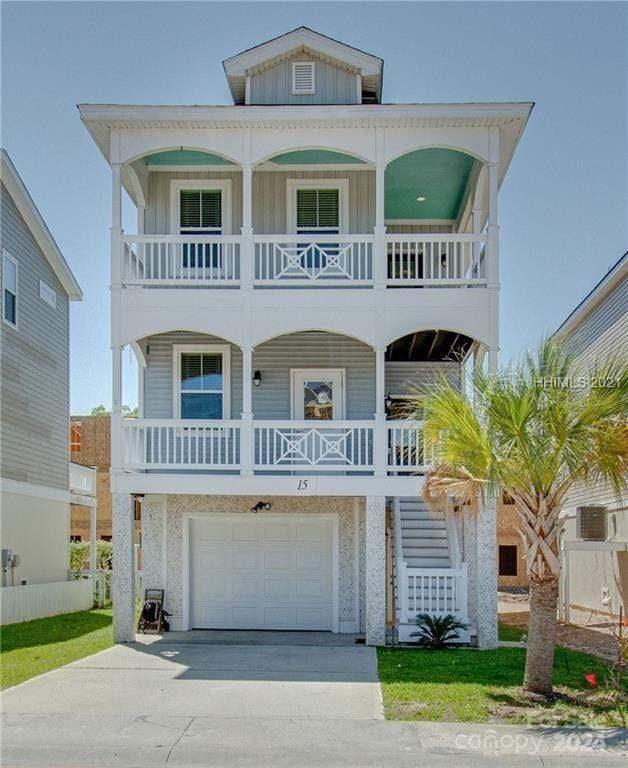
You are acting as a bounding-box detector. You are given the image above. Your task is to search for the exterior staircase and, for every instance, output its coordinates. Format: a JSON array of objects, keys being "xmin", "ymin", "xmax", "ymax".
[{"xmin": 394, "ymin": 496, "xmax": 470, "ymax": 643}]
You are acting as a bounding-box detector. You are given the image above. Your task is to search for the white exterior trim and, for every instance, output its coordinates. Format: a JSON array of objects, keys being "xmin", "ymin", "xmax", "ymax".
[
  {"xmin": 172, "ymin": 343, "xmax": 232, "ymax": 419},
  {"xmin": 0, "ymin": 150, "xmax": 82, "ymax": 300},
  {"xmin": 2, "ymin": 249, "xmax": 18, "ymax": 330},
  {"xmin": 149, "ymin": 164, "xmax": 240, "ymax": 172},
  {"xmin": 169, "ymin": 179, "xmax": 232, "ymax": 235},
  {"xmin": 0, "ymin": 478, "xmax": 71, "ymax": 503},
  {"xmin": 181, "ymin": 511, "xmax": 340, "ymax": 632},
  {"xmin": 286, "ymin": 178, "xmax": 349, "ymax": 234},
  {"xmin": 290, "ymin": 368, "xmax": 346, "ymax": 420}
]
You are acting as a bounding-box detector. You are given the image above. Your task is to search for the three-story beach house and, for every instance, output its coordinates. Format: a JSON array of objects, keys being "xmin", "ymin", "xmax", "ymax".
[{"xmin": 80, "ymin": 28, "xmax": 531, "ymax": 645}]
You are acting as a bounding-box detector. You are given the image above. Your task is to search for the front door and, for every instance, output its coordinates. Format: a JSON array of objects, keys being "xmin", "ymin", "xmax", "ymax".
[{"xmin": 291, "ymin": 369, "xmax": 345, "ymax": 420}]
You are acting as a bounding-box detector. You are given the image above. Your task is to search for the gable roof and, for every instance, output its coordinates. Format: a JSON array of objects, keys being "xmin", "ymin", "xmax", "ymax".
[
  {"xmin": 1, "ymin": 149, "xmax": 82, "ymax": 300},
  {"xmin": 553, "ymin": 251, "xmax": 627, "ymax": 339},
  {"xmin": 223, "ymin": 27, "xmax": 383, "ymax": 104}
]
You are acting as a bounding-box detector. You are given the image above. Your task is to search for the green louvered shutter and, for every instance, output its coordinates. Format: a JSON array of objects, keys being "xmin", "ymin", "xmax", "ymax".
[
  {"xmin": 180, "ymin": 190, "xmax": 222, "ymax": 233},
  {"xmin": 296, "ymin": 189, "xmax": 339, "ymax": 232}
]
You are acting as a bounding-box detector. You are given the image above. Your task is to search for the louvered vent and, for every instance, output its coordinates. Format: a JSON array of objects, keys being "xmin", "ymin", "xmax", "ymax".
[
  {"xmin": 576, "ymin": 506, "xmax": 608, "ymax": 541},
  {"xmin": 292, "ymin": 62, "xmax": 315, "ymax": 94}
]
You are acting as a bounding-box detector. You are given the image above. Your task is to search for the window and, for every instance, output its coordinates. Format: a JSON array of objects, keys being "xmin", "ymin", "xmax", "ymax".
[
  {"xmin": 292, "ymin": 61, "xmax": 315, "ymax": 94},
  {"xmin": 39, "ymin": 280, "xmax": 57, "ymax": 308},
  {"xmin": 2, "ymin": 250, "xmax": 18, "ymax": 327},
  {"xmin": 70, "ymin": 535, "xmax": 82, "ymax": 543},
  {"xmin": 70, "ymin": 423, "xmax": 82, "ymax": 452},
  {"xmin": 179, "ymin": 189, "xmax": 222, "ymax": 234},
  {"xmin": 498, "ymin": 545, "xmax": 518, "ymax": 576},
  {"xmin": 174, "ymin": 345, "xmax": 230, "ymax": 420},
  {"xmin": 296, "ymin": 189, "xmax": 340, "ymax": 233}
]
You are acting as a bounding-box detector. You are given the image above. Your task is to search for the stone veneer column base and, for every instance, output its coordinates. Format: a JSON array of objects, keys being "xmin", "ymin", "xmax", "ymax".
[
  {"xmin": 365, "ymin": 495, "xmax": 386, "ymax": 646},
  {"xmin": 475, "ymin": 495, "xmax": 498, "ymax": 649},
  {"xmin": 112, "ymin": 492, "xmax": 135, "ymax": 643}
]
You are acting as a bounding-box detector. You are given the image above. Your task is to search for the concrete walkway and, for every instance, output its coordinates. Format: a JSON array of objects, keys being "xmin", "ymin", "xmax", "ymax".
[{"xmin": 1, "ymin": 634, "xmax": 626, "ymax": 767}]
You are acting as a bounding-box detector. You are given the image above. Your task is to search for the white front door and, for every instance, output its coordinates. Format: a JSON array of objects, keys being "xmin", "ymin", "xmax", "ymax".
[
  {"xmin": 291, "ymin": 369, "xmax": 345, "ymax": 420},
  {"xmin": 189, "ymin": 514, "xmax": 335, "ymax": 630}
]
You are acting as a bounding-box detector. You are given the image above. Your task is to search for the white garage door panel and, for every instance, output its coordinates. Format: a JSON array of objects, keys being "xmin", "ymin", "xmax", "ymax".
[{"xmin": 190, "ymin": 515, "xmax": 334, "ymax": 630}]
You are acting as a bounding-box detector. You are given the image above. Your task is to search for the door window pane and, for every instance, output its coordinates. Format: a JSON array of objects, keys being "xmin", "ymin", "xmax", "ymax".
[{"xmin": 303, "ymin": 380, "xmax": 334, "ymax": 420}]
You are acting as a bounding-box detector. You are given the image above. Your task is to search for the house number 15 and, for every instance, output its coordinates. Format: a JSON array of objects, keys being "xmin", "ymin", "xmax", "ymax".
[{"xmin": 297, "ymin": 479, "xmax": 309, "ymax": 490}]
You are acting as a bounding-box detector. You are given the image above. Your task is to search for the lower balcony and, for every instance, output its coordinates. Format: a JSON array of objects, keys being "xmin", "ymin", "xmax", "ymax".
[{"xmin": 121, "ymin": 418, "xmax": 431, "ymax": 475}]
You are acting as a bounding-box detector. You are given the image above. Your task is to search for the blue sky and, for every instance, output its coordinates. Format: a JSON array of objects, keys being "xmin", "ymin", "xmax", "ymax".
[{"xmin": 2, "ymin": 2, "xmax": 626, "ymax": 414}]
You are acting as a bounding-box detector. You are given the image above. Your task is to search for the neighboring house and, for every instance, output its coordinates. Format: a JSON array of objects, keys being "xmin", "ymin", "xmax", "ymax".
[
  {"xmin": 0, "ymin": 149, "xmax": 83, "ymax": 586},
  {"xmin": 497, "ymin": 503, "xmax": 529, "ymax": 590},
  {"xmin": 554, "ymin": 252, "xmax": 627, "ymax": 621},
  {"xmin": 80, "ymin": 27, "xmax": 531, "ymax": 644}
]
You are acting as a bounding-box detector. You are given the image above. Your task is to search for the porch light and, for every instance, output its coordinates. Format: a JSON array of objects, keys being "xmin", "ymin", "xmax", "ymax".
[
  {"xmin": 416, "ymin": 195, "xmax": 427, "ymax": 202},
  {"xmin": 253, "ymin": 370, "xmax": 262, "ymax": 387},
  {"xmin": 251, "ymin": 501, "xmax": 272, "ymax": 513},
  {"xmin": 385, "ymin": 393, "xmax": 393, "ymax": 409}
]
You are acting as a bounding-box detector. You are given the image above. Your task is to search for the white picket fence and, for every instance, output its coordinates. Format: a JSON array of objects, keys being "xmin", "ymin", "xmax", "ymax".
[{"xmin": 1, "ymin": 580, "xmax": 94, "ymax": 625}]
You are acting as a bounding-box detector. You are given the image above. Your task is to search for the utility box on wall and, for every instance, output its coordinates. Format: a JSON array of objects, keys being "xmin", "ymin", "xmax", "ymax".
[{"xmin": 576, "ymin": 506, "xmax": 608, "ymax": 541}]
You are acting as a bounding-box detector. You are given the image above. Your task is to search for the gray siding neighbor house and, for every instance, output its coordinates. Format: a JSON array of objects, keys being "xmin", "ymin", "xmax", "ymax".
[
  {"xmin": 0, "ymin": 149, "xmax": 82, "ymax": 585},
  {"xmin": 554, "ymin": 252, "xmax": 627, "ymax": 621}
]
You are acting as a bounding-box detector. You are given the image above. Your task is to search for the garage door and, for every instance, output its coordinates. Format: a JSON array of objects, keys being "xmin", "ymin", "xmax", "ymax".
[{"xmin": 189, "ymin": 514, "xmax": 334, "ymax": 630}]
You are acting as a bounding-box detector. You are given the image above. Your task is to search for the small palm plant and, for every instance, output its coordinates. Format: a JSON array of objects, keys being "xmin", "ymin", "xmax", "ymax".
[{"xmin": 410, "ymin": 613, "xmax": 469, "ymax": 649}]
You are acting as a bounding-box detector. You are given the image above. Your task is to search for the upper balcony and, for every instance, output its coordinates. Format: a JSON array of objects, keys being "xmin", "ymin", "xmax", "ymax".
[{"xmin": 113, "ymin": 145, "xmax": 496, "ymax": 294}]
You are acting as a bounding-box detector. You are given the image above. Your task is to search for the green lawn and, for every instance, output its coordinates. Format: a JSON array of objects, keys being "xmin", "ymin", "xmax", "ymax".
[
  {"xmin": 498, "ymin": 622, "xmax": 526, "ymax": 641},
  {"xmin": 378, "ymin": 644, "xmax": 623, "ymax": 725},
  {"xmin": 0, "ymin": 608, "xmax": 113, "ymax": 690}
]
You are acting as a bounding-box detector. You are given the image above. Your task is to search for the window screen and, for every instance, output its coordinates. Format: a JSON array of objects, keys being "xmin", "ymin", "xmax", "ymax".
[
  {"xmin": 296, "ymin": 189, "xmax": 339, "ymax": 232},
  {"xmin": 179, "ymin": 352, "xmax": 224, "ymax": 419},
  {"xmin": 498, "ymin": 545, "xmax": 518, "ymax": 576}
]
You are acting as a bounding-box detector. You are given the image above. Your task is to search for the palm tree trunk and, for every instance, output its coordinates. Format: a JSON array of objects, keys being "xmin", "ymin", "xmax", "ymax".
[{"xmin": 523, "ymin": 578, "xmax": 559, "ymax": 697}]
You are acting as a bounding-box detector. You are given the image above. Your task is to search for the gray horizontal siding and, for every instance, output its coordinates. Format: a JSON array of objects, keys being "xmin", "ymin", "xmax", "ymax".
[
  {"xmin": 0, "ymin": 182, "xmax": 70, "ymax": 489},
  {"xmin": 386, "ymin": 224, "xmax": 454, "ymax": 234},
  {"xmin": 250, "ymin": 53, "xmax": 359, "ymax": 105},
  {"xmin": 144, "ymin": 171, "xmax": 243, "ymax": 236},
  {"xmin": 385, "ymin": 361, "xmax": 461, "ymax": 397},
  {"xmin": 253, "ymin": 171, "xmax": 374, "ymax": 234},
  {"xmin": 252, "ymin": 331, "xmax": 375, "ymax": 419},
  {"xmin": 141, "ymin": 332, "xmax": 243, "ymax": 419}
]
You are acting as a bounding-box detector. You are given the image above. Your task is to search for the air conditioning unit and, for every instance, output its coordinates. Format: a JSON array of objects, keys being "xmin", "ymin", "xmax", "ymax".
[{"xmin": 576, "ymin": 506, "xmax": 608, "ymax": 541}]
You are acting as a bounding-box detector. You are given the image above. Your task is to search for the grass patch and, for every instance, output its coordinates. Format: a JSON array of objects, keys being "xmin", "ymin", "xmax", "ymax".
[
  {"xmin": 498, "ymin": 622, "xmax": 526, "ymax": 641},
  {"xmin": 0, "ymin": 607, "xmax": 113, "ymax": 690},
  {"xmin": 378, "ymin": 645, "xmax": 624, "ymax": 725}
]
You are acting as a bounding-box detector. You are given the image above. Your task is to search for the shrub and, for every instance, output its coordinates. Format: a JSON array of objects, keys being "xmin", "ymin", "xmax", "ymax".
[
  {"xmin": 410, "ymin": 613, "xmax": 468, "ymax": 649},
  {"xmin": 69, "ymin": 539, "xmax": 113, "ymax": 571}
]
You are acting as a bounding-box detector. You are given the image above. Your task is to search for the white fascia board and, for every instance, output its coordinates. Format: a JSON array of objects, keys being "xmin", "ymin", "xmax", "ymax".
[
  {"xmin": 0, "ymin": 150, "xmax": 82, "ymax": 300},
  {"xmin": 553, "ymin": 254, "xmax": 627, "ymax": 340},
  {"xmin": 222, "ymin": 27, "xmax": 382, "ymax": 78}
]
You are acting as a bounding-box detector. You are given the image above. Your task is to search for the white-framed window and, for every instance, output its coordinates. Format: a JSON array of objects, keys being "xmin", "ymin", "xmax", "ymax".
[
  {"xmin": 39, "ymin": 280, "xmax": 57, "ymax": 308},
  {"xmin": 2, "ymin": 250, "xmax": 18, "ymax": 328},
  {"xmin": 292, "ymin": 61, "xmax": 315, "ymax": 94},
  {"xmin": 173, "ymin": 344, "xmax": 231, "ymax": 420},
  {"xmin": 287, "ymin": 179, "xmax": 349, "ymax": 234},
  {"xmin": 169, "ymin": 180, "xmax": 232, "ymax": 235}
]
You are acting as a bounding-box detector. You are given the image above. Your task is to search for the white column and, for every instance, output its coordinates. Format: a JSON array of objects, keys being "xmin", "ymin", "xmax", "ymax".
[
  {"xmin": 487, "ymin": 127, "xmax": 500, "ymax": 289},
  {"xmin": 374, "ymin": 160, "xmax": 387, "ymax": 289},
  {"xmin": 365, "ymin": 495, "xmax": 386, "ymax": 646},
  {"xmin": 240, "ymin": 162, "xmax": 254, "ymax": 289},
  {"xmin": 111, "ymin": 163, "xmax": 123, "ymax": 288},
  {"xmin": 475, "ymin": 493, "xmax": 498, "ymax": 649},
  {"xmin": 374, "ymin": 345, "xmax": 387, "ymax": 477},
  {"xmin": 240, "ymin": 345, "xmax": 254, "ymax": 476},
  {"xmin": 112, "ymin": 493, "xmax": 135, "ymax": 642},
  {"xmin": 111, "ymin": 346, "xmax": 123, "ymax": 472}
]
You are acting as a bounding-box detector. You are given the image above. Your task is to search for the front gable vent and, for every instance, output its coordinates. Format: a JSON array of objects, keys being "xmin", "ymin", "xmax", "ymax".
[{"xmin": 292, "ymin": 61, "xmax": 315, "ymax": 94}]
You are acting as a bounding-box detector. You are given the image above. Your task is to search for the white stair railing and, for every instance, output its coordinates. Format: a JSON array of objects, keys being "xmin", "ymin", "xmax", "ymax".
[{"xmin": 399, "ymin": 565, "xmax": 469, "ymax": 624}]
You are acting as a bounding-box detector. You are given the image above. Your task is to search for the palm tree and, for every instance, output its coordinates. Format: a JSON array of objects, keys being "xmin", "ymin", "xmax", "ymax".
[{"xmin": 409, "ymin": 339, "xmax": 627, "ymax": 697}]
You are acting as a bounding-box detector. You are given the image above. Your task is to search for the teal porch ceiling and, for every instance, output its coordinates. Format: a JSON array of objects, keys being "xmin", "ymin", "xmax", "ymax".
[
  {"xmin": 385, "ymin": 148, "xmax": 474, "ymax": 220},
  {"xmin": 265, "ymin": 150, "xmax": 367, "ymax": 165},
  {"xmin": 144, "ymin": 150, "xmax": 235, "ymax": 166}
]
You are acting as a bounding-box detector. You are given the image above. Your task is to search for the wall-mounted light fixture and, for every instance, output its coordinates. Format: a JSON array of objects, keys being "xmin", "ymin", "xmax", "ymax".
[
  {"xmin": 385, "ymin": 392, "xmax": 393, "ymax": 409},
  {"xmin": 250, "ymin": 501, "xmax": 272, "ymax": 513},
  {"xmin": 253, "ymin": 370, "xmax": 262, "ymax": 387}
]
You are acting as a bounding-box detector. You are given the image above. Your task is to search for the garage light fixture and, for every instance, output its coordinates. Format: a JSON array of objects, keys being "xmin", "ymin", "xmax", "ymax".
[{"xmin": 251, "ymin": 501, "xmax": 272, "ymax": 513}]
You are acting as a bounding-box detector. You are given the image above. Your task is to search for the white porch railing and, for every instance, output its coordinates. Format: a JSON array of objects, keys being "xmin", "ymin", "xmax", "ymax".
[
  {"xmin": 254, "ymin": 421, "xmax": 374, "ymax": 471},
  {"xmin": 122, "ymin": 419, "xmax": 241, "ymax": 470},
  {"xmin": 254, "ymin": 235, "xmax": 374, "ymax": 285},
  {"xmin": 386, "ymin": 234, "xmax": 487, "ymax": 286},
  {"xmin": 387, "ymin": 421, "xmax": 437, "ymax": 472},
  {"xmin": 121, "ymin": 235, "xmax": 241, "ymax": 285},
  {"xmin": 70, "ymin": 462, "xmax": 97, "ymax": 496},
  {"xmin": 397, "ymin": 564, "xmax": 469, "ymax": 625}
]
